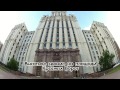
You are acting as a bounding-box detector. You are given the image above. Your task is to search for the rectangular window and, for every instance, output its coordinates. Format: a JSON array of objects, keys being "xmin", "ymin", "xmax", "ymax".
[
  {"xmin": 96, "ymin": 51, "xmax": 98, "ymax": 54},
  {"xmin": 14, "ymin": 50, "xmax": 16, "ymax": 53},
  {"xmin": 88, "ymin": 38, "xmax": 90, "ymax": 41},
  {"xmin": 98, "ymin": 56, "xmax": 99, "ymax": 59},
  {"xmin": 104, "ymin": 41, "xmax": 106, "ymax": 44},
  {"xmin": 8, "ymin": 57, "xmax": 10, "ymax": 61},
  {"xmin": 102, "ymin": 37, "xmax": 104, "ymax": 40},
  {"xmin": 95, "ymin": 46, "xmax": 97, "ymax": 50},
  {"xmin": 91, "ymin": 46, "xmax": 93, "ymax": 50},
  {"xmin": 94, "ymin": 56, "xmax": 96, "ymax": 60},
  {"xmin": 22, "ymin": 57, "xmax": 24, "ymax": 61},
  {"xmin": 106, "ymin": 46, "xmax": 108, "ymax": 49},
  {"xmin": 9, "ymin": 52, "xmax": 11, "ymax": 55},
  {"xmin": 50, "ymin": 43, "xmax": 52, "ymax": 48},
  {"xmin": 89, "ymin": 42, "xmax": 91, "ymax": 45}
]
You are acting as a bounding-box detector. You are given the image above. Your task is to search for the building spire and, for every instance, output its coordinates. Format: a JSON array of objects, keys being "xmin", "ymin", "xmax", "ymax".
[{"xmin": 52, "ymin": 11, "xmax": 66, "ymax": 16}]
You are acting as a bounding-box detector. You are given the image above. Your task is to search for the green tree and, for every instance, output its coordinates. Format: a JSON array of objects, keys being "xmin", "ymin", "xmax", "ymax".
[
  {"xmin": 7, "ymin": 58, "xmax": 19, "ymax": 71},
  {"xmin": 99, "ymin": 50, "xmax": 115, "ymax": 71}
]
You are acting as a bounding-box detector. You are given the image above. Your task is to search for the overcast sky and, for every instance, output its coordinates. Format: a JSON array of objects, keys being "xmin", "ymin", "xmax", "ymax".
[{"xmin": 0, "ymin": 11, "xmax": 120, "ymax": 48}]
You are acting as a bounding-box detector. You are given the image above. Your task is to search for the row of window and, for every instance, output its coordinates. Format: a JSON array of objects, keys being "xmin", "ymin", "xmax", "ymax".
[
  {"xmin": 21, "ymin": 47, "xmax": 27, "ymax": 51},
  {"xmin": 103, "ymin": 29, "xmax": 110, "ymax": 37},
  {"xmin": 90, "ymin": 45, "xmax": 97, "ymax": 50},
  {"xmin": 16, "ymin": 35, "xmax": 22, "ymax": 38},
  {"xmin": 89, "ymin": 42, "xmax": 95, "ymax": 45},
  {"xmin": 88, "ymin": 38, "xmax": 93, "ymax": 41},
  {"xmin": 84, "ymin": 31, "xmax": 91, "ymax": 34},
  {"xmin": 92, "ymin": 50, "xmax": 99, "ymax": 55},
  {"xmin": 86, "ymin": 34, "xmax": 92, "ymax": 37},
  {"xmin": 26, "ymin": 36, "xmax": 31, "ymax": 38},
  {"xmin": 18, "ymin": 57, "xmax": 24, "ymax": 62},
  {"xmin": 39, "ymin": 17, "xmax": 78, "ymax": 48},
  {"xmin": 52, "ymin": 12, "xmax": 66, "ymax": 16},
  {"xmin": 93, "ymin": 55, "xmax": 100, "ymax": 60},
  {"xmin": 95, "ymin": 29, "xmax": 108, "ymax": 52},
  {"xmin": 20, "ymin": 52, "xmax": 26, "ymax": 56},
  {"xmin": 22, "ymin": 38, "xmax": 32, "ymax": 44}
]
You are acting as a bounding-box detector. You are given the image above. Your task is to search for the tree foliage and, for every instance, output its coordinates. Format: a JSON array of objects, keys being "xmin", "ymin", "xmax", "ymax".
[
  {"xmin": 7, "ymin": 58, "xmax": 19, "ymax": 71},
  {"xmin": 99, "ymin": 50, "xmax": 115, "ymax": 71}
]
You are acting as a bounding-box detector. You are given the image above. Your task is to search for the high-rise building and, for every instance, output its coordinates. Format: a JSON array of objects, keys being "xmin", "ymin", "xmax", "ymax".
[
  {"xmin": 0, "ymin": 23, "xmax": 28, "ymax": 64},
  {"xmin": 90, "ymin": 21, "xmax": 119, "ymax": 63},
  {"xmin": 0, "ymin": 11, "xmax": 119, "ymax": 78},
  {"xmin": 26, "ymin": 11, "xmax": 94, "ymax": 77}
]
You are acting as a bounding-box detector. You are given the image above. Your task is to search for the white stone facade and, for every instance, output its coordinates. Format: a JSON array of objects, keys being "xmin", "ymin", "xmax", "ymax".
[
  {"xmin": 25, "ymin": 11, "xmax": 94, "ymax": 74},
  {"xmin": 83, "ymin": 30, "xmax": 101, "ymax": 72},
  {"xmin": 0, "ymin": 23, "xmax": 28, "ymax": 65},
  {"xmin": 17, "ymin": 31, "xmax": 35, "ymax": 72},
  {"xmin": 90, "ymin": 21, "xmax": 119, "ymax": 64}
]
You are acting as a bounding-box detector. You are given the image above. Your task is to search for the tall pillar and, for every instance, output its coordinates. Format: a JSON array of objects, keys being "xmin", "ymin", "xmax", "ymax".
[
  {"xmin": 39, "ymin": 18, "xmax": 49, "ymax": 49},
  {"xmin": 68, "ymin": 17, "xmax": 76, "ymax": 49},
  {"xmin": 46, "ymin": 18, "xmax": 53, "ymax": 49},
  {"xmin": 59, "ymin": 20, "xmax": 63, "ymax": 49},
  {"xmin": 52, "ymin": 20, "xmax": 57, "ymax": 49},
  {"xmin": 63, "ymin": 19, "xmax": 69, "ymax": 48}
]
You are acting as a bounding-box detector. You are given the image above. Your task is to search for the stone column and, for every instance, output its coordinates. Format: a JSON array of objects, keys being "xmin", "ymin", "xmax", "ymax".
[
  {"xmin": 39, "ymin": 17, "xmax": 49, "ymax": 49},
  {"xmin": 63, "ymin": 19, "xmax": 69, "ymax": 48},
  {"xmin": 68, "ymin": 17, "xmax": 76, "ymax": 49},
  {"xmin": 52, "ymin": 20, "xmax": 57, "ymax": 49},
  {"xmin": 46, "ymin": 19, "xmax": 53, "ymax": 49},
  {"xmin": 59, "ymin": 20, "xmax": 63, "ymax": 49}
]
